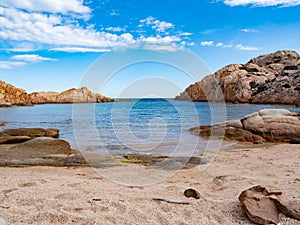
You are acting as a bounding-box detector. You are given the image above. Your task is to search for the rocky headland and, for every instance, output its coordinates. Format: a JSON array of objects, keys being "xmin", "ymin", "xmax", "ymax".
[
  {"xmin": 176, "ymin": 50, "xmax": 300, "ymax": 105},
  {"xmin": 0, "ymin": 80, "xmax": 33, "ymax": 107},
  {"xmin": 190, "ymin": 109, "xmax": 300, "ymax": 143},
  {"xmin": 0, "ymin": 80, "xmax": 113, "ymax": 107}
]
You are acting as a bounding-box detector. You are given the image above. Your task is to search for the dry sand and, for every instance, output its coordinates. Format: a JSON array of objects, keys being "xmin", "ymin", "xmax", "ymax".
[{"xmin": 0, "ymin": 144, "xmax": 299, "ymax": 225}]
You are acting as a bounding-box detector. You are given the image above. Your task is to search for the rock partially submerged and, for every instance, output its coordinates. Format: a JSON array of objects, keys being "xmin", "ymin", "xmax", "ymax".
[
  {"xmin": 0, "ymin": 128, "xmax": 86, "ymax": 167},
  {"xmin": 0, "ymin": 128, "xmax": 59, "ymax": 144},
  {"xmin": 9, "ymin": 137, "xmax": 71, "ymax": 156},
  {"xmin": 1, "ymin": 128, "xmax": 59, "ymax": 138},
  {"xmin": 239, "ymin": 185, "xmax": 300, "ymax": 224},
  {"xmin": 191, "ymin": 109, "xmax": 300, "ymax": 143}
]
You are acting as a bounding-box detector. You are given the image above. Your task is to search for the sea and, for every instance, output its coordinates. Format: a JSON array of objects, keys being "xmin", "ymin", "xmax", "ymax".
[{"xmin": 0, "ymin": 99, "xmax": 298, "ymax": 156}]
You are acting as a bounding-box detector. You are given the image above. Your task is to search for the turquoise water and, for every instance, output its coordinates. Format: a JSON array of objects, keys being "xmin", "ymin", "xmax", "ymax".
[{"xmin": 0, "ymin": 99, "xmax": 298, "ymax": 155}]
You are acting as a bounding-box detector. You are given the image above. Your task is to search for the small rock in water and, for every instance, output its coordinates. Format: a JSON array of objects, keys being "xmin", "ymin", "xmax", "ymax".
[{"xmin": 184, "ymin": 188, "xmax": 200, "ymax": 199}]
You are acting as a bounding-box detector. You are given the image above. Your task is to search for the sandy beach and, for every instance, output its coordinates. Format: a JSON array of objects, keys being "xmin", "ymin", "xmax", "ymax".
[{"xmin": 0, "ymin": 143, "xmax": 299, "ymax": 225}]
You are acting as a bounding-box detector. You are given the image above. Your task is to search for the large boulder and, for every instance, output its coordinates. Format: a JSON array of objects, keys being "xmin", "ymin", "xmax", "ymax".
[
  {"xmin": 191, "ymin": 109, "xmax": 300, "ymax": 143},
  {"xmin": 241, "ymin": 109, "xmax": 300, "ymax": 142},
  {"xmin": 190, "ymin": 125, "xmax": 265, "ymax": 143},
  {"xmin": 8, "ymin": 137, "xmax": 71, "ymax": 156},
  {"xmin": 176, "ymin": 50, "xmax": 300, "ymax": 105},
  {"xmin": 0, "ymin": 137, "xmax": 87, "ymax": 167},
  {"xmin": 0, "ymin": 127, "xmax": 87, "ymax": 167}
]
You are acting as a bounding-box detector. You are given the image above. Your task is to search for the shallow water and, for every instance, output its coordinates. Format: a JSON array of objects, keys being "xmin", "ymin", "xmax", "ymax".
[{"xmin": 0, "ymin": 99, "xmax": 297, "ymax": 156}]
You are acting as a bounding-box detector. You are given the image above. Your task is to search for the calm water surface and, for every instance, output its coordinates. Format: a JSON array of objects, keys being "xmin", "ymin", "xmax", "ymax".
[{"xmin": 0, "ymin": 99, "xmax": 297, "ymax": 155}]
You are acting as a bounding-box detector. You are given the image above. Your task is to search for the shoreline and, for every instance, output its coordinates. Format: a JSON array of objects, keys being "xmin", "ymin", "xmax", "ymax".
[{"xmin": 0, "ymin": 143, "xmax": 299, "ymax": 224}]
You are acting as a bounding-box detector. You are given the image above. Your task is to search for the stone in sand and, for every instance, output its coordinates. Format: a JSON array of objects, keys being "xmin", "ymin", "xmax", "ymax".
[
  {"xmin": 184, "ymin": 188, "xmax": 200, "ymax": 199},
  {"xmin": 271, "ymin": 196, "xmax": 300, "ymax": 221},
  {"xmin": 238, "ymin": 185, "xmax": 281, "ymax": 224}
]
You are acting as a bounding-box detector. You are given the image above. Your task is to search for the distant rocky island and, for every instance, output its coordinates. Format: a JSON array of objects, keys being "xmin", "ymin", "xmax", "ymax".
[
  {"xmin": 0, "ymin": 80, "xmax": 113, "ymax": 107},
  {"xmin": 176, "ymin": 50, "xmax": 300, "ymax": 105}
]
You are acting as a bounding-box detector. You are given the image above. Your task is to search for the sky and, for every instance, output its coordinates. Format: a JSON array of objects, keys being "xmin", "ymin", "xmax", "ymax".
[{"xmin": 0, "ymin": 0, "xmax": 299, "ymax": 97}]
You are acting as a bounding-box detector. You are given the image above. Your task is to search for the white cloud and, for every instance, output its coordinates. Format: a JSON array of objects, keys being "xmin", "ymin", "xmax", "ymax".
[
  {"xmin": 0, "ymin": 61, "xmax": 26, "ymax": 69},
  {"xmin": 0, "ymin": 54, "xmax": 56, "ymax": 69},
  {"xmin": 11, "ymin": 54, "xmax": 55, "ymax": 62},
  {"xmin": 140, "ymin": 16, "xmax": 155, "ymax": 24},
  {"xmin": 201, "ymin": 29, "xmax": 217, "ymax": 35},
  {"xmin": 141, "ymin": 35, "xmax": 180, "ymax": 45},
  {"xmin": 0, "ymin": 5, "xmax": 184, "ymax": 55},
  {"xmin": 200, "ymin": 41, "xmax": 214, "ymax": 46},
  {"xmin": 140, "ymin": 16, "xmax": 174, "ymax": 32},
  {"xmin": 133, "ymin": 35, "xmax": 183, "ymax": 52},
  {"xmin": 143, "ymin": 43, "xmax": 181, "ymax": 52},
  {"xmin": 152, "ymin": 21, "xmax": 174, "ymax": 32},
  {"xmin": 236, "ymin": 44, "xmax": 259, "ymax": 51},
  {"xmin": 0, "ymin": 48, "xmax": 36, "ymax": 52},
  {"xmin": 110, "ymin": 10, "xmax": 120, "ymax": 16},
  {"xmin": 200, "ymin": 41, "xmax": 258, "ymax": 50},
  {"xmin": 178, "ymin": 32, "xmax": 193, "ymax": 36},
  {"xmin": 105, "ymin": 27, "xmax": 124, "ymax": 32},
  {"xmin": 223, "ymin": 44, "xmax": 233, "ymax": 48},
  {"xmin": 50, "ymin": 47, "xmax": 110, "ymax": 53},
  {"xmin": 0, "ymin": 0, "xmax": 90, "ymax": 15},
  {"xmin": 241, "ymin": 28, "xmax": 258, "ymax": 32},
  {"xmin": 0, "ymin": 7, "xmax": 135, "ymax": 51},
  {"xmin": 223, "ymin": 0, "xmax": 300, "ymax": 7}
]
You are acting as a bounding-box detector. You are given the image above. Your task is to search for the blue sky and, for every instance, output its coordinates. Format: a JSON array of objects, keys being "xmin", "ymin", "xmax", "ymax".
[{"xmin": 0, "ymin": 0, "xmax": 299, "ymax": 97}]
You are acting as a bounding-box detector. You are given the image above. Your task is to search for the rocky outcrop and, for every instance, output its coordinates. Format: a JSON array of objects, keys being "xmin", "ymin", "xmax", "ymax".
[
  {"xmin": 29, "ymin": 91, "xmax": 59, "ymax": 104},
  {"xmin": 0, "ymin": 80, "xmax": 32, "ymax": 106},
  {"xmin": 29, "ymin": 87, "xmax": 113, "ymax": 104},
  {"xmin": 0, "ymin": 80, "xmax": 113, "ymax": 106},
  {"xmin": 190, "ymin": 109, "xmax": 300, "ymax": 143},
  {"xmin": 176, "ymin": 50, "xmax": 300, "ymax": 105},
  {"xmin": 0, "ymin": 128, "xmax": 86, "ymax": 166},
  {"xmin": 9, "ymin": 137, "xmax": 72, "ymax": 156},
  {"xmin": 239, "ymin": 186, "xmax": 300, "ymax": 224}
]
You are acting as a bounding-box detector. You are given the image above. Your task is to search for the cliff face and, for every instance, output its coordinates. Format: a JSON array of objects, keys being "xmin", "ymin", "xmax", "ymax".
[
  {"xmin": 0, "ymin": 81, "xmax": 113, "ymax": 106},
  {"xmin": 0, "ymin": 80, "xmax": 32, "ymax": 106},
  {"xmin": 175, "ymin": 50, "xmax": 300, "ymax": 105}
]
